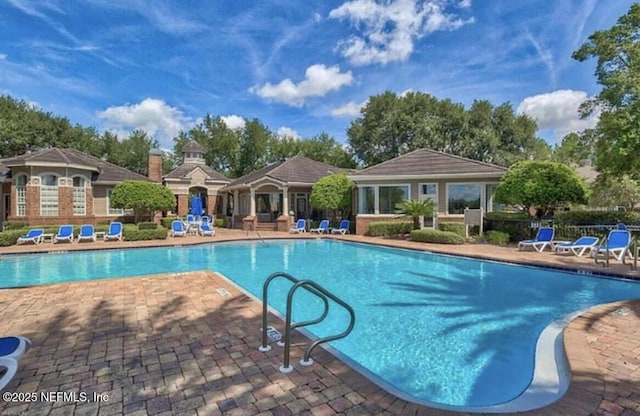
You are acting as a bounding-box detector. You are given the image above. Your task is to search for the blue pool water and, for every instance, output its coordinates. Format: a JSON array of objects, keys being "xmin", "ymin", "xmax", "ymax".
[{"xmin": 2, "ymin": 239, "xmax": 640, "ymax": 409}]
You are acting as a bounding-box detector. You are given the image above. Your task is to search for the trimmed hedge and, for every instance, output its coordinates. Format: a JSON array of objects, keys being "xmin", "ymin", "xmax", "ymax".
[
  {"xmin": 1, "ymin": 221, "xmax": 29, "ymax": 231},
  {"xmin": 122, "ymin": 228, "xmax": 168, "ymax": 241},
  {"xmin": 368, "ymin": 221, "xmax": 413, "ymax": 237},
  {"xmin": 161, "ymin": 217, "xmax": 179, "ymax": 228},
  {"xmin": 486, "ymin": 230, "xmax": 510, "ymax": 245},
  {"xmin": 438, "ymin": 222, "xmax": 465, "ymax": 237},
  {"xmin": 0, "ymin": 230, "xmax": 27, "ymax": 246},
  {"xmin": 410, "ymin": 229, "xmax": 465, "ymax": 244},
  {"xmin": 138, "ymin": 222, "xmax": 158, "ymax": 230}
]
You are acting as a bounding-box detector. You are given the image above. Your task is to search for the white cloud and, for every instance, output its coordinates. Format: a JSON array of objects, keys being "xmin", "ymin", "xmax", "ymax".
[
  {"xmin": 250, "ymin": 64, "xmax": 354, "ymax": 107},
  {"xmin": 516, "ymin": 89, "xmax": 599, "ymax": 141},
  {"xmin": 0, "ymin": 53, "xmax": 6, "ymax": 60},
  {"xmin": 96, "ymin": 98, "xmax": 192, "ymax": 144},
  {"xmin": 221, "ymin": 114, "xmax": 246, "ymax": 130},
  {"xmin": 329, "ymin": 0, "xmax": 474, "ymax": 66},
  {"xmin": 277, "ymin": 126, "xmax": 300, "ymax": 140},
  {"xmin": 331, "ymin": 100, "xmax": 366, "ymax": 117}
]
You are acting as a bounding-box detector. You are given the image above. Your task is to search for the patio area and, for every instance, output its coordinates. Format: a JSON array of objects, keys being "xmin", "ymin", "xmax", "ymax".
[{"xmin": 0, "ymin": 229, "xmax": 639, "ymax": 415}]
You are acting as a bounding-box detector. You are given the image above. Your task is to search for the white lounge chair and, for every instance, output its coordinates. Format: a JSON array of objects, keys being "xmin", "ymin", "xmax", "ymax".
[
  {"xmin": 17, "ymin": 229, "xmax": 44, "ymax": 245},
  {"xmin": 199, "ymin": 222, "xmax": 215, "ymax": 236},
  {"xmin": 554, "ymin": 236, "xmax": 599, "ymax": 257},
  {"xmin": 53, "ymin": 224, "xmax": 74, "ymax": 244},
  {"xmin": 593, "ymin": 230, "xmax": 632, "ymax": 262},
  {"xmin": 170, "ymin": 220, "xmax": 186, "ymax": 237},
  {"xmin": 517, "ymin": 227, "xmax": 555, "ymax": 252},
  {"xmin": 290, "ymin": 219, "xmax": 306, "ymax": 233},
  {"xmin": 77, "ymin": 224, "xmax": 96, "ymax": 242},
  {"xmin": 310, "ymin": 220, "xmax": 329, "ymax": 234},
  {"xmin": 0, "ymin": 336, "xmax": 31, "ymax": 391},
  {"xmin": 104, "ymin": 222, "xmax": 123, "ymax": 241},
  {"xmin": 331, "ymin": 220, "xmax": 350, "ymax": 235}
]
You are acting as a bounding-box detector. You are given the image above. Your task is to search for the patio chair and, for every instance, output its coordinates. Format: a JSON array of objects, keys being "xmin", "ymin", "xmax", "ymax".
[
  {"xmin": 517, "ymin": 227, "xmax": 555, "ymax": 252},
  {"xmin": 199, "ymin": 222, "xmax": 215, "ymax": 236},
  {"xmin": 330, "ymin": 219, "xmax": 350, "ymax": 235},
  {"xmin": 77, "ymin": 224, "xmax": 96, "ymax": 242},
  {"xmin": 592, "ymin": 229, "xmax": 632, "ymax": 262},
  {"xmin": 170, "ymin": 220, "xmax": 186, "ymax": 237},
  {"xmin": 553, "ymin": 236, "xmax": 599, "ymax": 257},
  {"xmin": 310, "ymin": 219, "xmax": 330, "ymax": 234},
  {"xmin": 0, "ymin": 336, "xmax": 31, "ymax": 392},
  {"xmin": 290, "ymin": 219, "xmax": 306, "ymax": 233},
  {"xmin": 104, "ymin": 222, "xmax": 123, "ymax": 241},
  {"xmin": 17, "ymin": 229, "xmax": 44, "ymax": 245},
  {"xmin": 53, "ymin": 224, "xmax": 74, "ymax": 244}
]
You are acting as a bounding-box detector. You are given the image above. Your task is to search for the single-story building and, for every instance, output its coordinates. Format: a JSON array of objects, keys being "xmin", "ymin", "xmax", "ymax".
[
  {"xmin": 220, "ymin": 155, "xmax": 347, "ymax": 232},
  {"xmin": 0, "ymin": 148, "xmax": 152, "ymax": 227},
  {"xmin": 349, "ymin": 148, "xmax": 508, "ymax": 235}
]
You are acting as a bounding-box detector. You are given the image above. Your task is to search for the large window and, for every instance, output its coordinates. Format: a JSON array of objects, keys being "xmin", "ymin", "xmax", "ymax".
[
  {"xmin": 447, "ymin": 184, "xmax": 481, "ymax": 215},
  {"xmin": 379, "ymin": 185, "xmax": 408, "ymax": 214},
  {"xmin": 73, "ymin": 177, "xmax": 86, "ymax": 215},
  {"xmin": 15, "ymin": 175, "xmax": 27, "ymax": 217},
  {"xmin": 419, "ymin": 183, "xmax": 438, "ymax": 205},
  {"xmin": 40, "ymin": 174, "xmax": 59, "ymax": 216},
  {"xmin": 357, "ymin": 185, "xmax": 409, "ymax": 214}
]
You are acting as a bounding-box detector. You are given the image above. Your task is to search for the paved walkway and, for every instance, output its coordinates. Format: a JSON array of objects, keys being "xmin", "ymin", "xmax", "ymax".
[{"xmin": 0, "ymin": 229, "xmax": 639, "ymax": 415}]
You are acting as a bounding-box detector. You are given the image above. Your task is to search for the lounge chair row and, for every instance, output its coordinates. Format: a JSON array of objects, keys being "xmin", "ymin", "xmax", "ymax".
[
  {"xmin": 290, "ymin": 219, "xmax": 350, "ymax": 235},
  {"xmin": 518, "ymin": 225, "xmax": 633, "ymax": 262},
  {"xmin": 17, "ymin": 223, "xmax": 123, "ymax": 245},
  {"xmin": 170, "ymin": 220, "xmax": 215, "ymax": 237},
  {"xmin": 0, "ymin": 335, "xmax": 31, "ymax": 391}
]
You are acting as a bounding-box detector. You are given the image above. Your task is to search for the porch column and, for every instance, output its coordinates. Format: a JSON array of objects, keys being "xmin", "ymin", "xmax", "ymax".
[
  {"xmin": 233, "ymin": 190, "xmax": 239, "ymax": 216},
  {"xmin": 282, "ymin": 186, "xmax": 289, "ymax": 217},
  {"xmin": 249, "ymin": 188, "xmax": 256, "ymax": 216},
  {"xmin": 221, "ymin": 193, "xmax": 228, "ymax": 216}
]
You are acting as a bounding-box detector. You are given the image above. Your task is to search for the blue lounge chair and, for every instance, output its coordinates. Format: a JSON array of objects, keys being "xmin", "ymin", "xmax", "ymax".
[
  {"xmin": 77, "ymin": 224, "xmax": 96, "ymax": 242},
  {"xmin": 53, "ymin": 224, "xmax": 74, "ymax": 244},
  {"xmin": 310, "ymin": 219, "xmax": 329, "ymax": 234},
  {"xmin": 290, "ymin": 219, "xmax": 306, "ymax": 233},
  {"xmin": 331, "ymin": 219, "xmax": 350, "ymax": 235},
  {"xmin": 593, "ymin": 230, "xmax": 632, "ymax": 262},
  {"xmin": 199, "ymin": 222, "xmax": 215, "ymax": 236},
  {"xmin": 170, "ymin": 220, "xmax": 186, "ymax": 237},
  {"xmin": 104, "ymin": 222, "xmax": 123, "ymax": 241},
  {"xmin": 0, "ymin": 336, "xmax": 31, "ymax": 391},
  {"xmin": 17, "ymin": 229, "xmax": 44, "ymax": 245},
  {"xmin": 517, "ymin": 227, "xmax": 555, "ymax": 252},
  {"xmin": 554, "ymin": 236, "xmax": 599, "ymax": 257}
]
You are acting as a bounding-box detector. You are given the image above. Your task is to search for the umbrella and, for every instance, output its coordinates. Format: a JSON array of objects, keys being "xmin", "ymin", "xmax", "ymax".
[{"xmin": 190, "ymin": 194, "xmax": 204, "ymax": 215}]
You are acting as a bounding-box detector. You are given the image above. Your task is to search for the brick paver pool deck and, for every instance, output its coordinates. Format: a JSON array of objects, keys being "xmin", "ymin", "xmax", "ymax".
[{"xmin": 0, "ymin": 229, "xmax": 639, "ymax": 415}]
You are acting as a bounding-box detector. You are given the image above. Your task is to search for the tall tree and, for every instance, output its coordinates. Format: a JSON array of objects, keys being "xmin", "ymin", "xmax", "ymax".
[
  {"xmin": 235, "ymin": 118, "xmax": 272, "ymax": 177},
  {"xmin": 120, "ymin": 130, "xmax": 160, "ymax": 175},
  {"xmin": 572, "ymin": 4, "xmax": 640, "ymax": 177}
]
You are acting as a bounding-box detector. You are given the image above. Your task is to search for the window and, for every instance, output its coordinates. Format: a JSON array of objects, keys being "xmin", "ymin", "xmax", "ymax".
[
  {"xmin": 485, "ymin": 184, "xmax": 501, "ymax": 212},
  {"xmin": 73, "ymin": 177, "xmax": 86, "ymax": 215},
  {"xmin": 379, "ymin": 185, "xmax": 408, "ymax": 214},
  {"xmin": 15, "ymin": 175, "xmax": 27, "ymax": 217},
  {"xmin": 419, "ymin": 183, "xmax": 438, "ymax": 205},
  {"xmin": 358, "ymin": 186, "xmax": 375, "ymax": 214},
  {"xmin": 447, "ymin": 184, "xmax": 481, "ymax": 215},
  {"xmin": 40, "ymin": 174, "xmax": 59, "ymax": 216}
]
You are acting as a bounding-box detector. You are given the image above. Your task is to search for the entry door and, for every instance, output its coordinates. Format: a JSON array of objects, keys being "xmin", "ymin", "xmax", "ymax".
[{"xmin": 296, "ymin": 195, "xmax": 307, "ymax": 219}]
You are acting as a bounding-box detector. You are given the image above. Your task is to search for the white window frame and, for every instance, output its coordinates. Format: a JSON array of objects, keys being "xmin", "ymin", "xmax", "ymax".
[
  {"xmin": 445, "ymin": 182, "xmax": 488, "ymax": 215},
  {"xmin": 72, "ymin": 176, "xmax": 87, "ymax": 216},
  {"xmin": 15, "ymin": 174, "xmax": 27, "ymax": 217},
  {"xmin": 419, "ymin": 183, "xmax": 438, "ymax": 205},
  {"xmin": 106, "ymin": 188, "xmax": 132, "ymax": 216},
  {"xmin": 40, "ymin": 174, "xmax": 59, "ymax": 217}
]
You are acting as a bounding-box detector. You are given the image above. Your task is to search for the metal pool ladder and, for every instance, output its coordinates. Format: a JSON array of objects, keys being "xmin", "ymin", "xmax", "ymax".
[{"xmin": 259, "ymin": 272, "xmax": 356, "ymax": 373}]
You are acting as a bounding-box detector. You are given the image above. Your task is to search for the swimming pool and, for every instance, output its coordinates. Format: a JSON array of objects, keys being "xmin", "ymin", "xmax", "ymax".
[{"xmin": 1, "ymin": 239, "xmax": 640, "ymax": 411}]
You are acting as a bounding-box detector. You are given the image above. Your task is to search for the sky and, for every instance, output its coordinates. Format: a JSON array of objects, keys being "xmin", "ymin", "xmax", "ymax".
[{"xmin": 0, "ymin": 0, "xmax": 635, "ymax": 151}]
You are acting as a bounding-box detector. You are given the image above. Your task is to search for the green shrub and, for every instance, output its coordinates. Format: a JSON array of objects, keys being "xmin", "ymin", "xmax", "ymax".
[
  {"xmin": 410, "ymin": 229, "xmax": 465, "ymax": 244},
  {"xmin": 0, "ymin": 230, "xmax": 28, "ymax": 246},
  {"xmin": 486, "ymin": 230, "xmax": 510, "ymax": 245},
  {"xmin": 438, "ymin": 222, "xmax": 465, "ymax": 237},
  {"xmin": 214, "ymin": 217, "xmax": 227, "ymax": 228},
  {"xmin": 367, "ymin": 221, "xmax": 413, "ymax": 237},
  {"xmin": 2, "ymin": 221, "xmax": 29, "ymax": 231},
  {"xmin": 138, "ymin": 222, "xmax": 158, "ymax": 230},
  {"xmin": 122, "ymin": 228, "xmax": 168, "ymax": 241}
]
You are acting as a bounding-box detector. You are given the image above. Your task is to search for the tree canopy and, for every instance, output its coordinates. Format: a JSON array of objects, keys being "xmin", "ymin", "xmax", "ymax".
[
  {"xmin": 109, "ymin": 180, "xmax": 176, "ymax": 223},
  {"xmin": 309, "ymin": 173, "xmax": 354, "ymax": 218},
  {"xmin": 572, "ymin": 3, "xmax": 640, "ymax": 178},
  {"xmin": 347, "ymin": 91, "xmax": 551, "ymax": 167},
  {"xmin": 494, "ymin": 161, "xmax": 588, "ymax": 216}
]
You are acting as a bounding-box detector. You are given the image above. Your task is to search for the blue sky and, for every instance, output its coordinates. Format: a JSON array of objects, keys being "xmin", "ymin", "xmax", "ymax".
[{"xmin": 0, "ymin": 0, "xmax": 634, "ymax": 151}]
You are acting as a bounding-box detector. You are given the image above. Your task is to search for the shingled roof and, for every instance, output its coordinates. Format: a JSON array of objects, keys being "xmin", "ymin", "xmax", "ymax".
[
  {"xmin": 224, "ymin": 155, "xmax": 345, "ymax": 189},
  {"xmin": 351, "ymin": 148, "xmax": 507, "ymax": 177},
  {"xmin": 1, "ymin": 148, "xmax": 151, "ymax": 183},
  {"xmin": 164, "ymin": 163, "xmax": 229, "ymax": 182},
  {"xmin": 182, "ymin": 141, "xmax": 206, "ymax": 153}
]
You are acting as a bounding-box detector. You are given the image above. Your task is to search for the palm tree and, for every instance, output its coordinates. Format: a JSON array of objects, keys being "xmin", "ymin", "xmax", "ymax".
[{"xmin": 395, "ymin": 199, "xmax": 435, "ymax": 230}]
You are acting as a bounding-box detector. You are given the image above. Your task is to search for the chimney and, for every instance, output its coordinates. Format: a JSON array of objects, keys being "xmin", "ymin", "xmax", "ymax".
[{"xmin": 148, "ymin": 149, "xmax": 163, "ymax": 182}]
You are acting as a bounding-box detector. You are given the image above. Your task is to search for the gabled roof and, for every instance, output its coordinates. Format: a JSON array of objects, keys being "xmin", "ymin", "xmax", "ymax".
[
  {"xmin": 1, "ymin": 148, "xmax": 151, "ymax": 183},
  {"xmin": 224, "ymin": 155, "xmax": 345, "ymax": 189},
  {"xmin": 350, "ymin": 148, "xmax": 507, "ymax": 178},
  {"xmin": 182, "ymin": 141, "xmax": 206, "ymax": 153},
  {"xmin": 165, "ymin": 163, "xmax": 229, "ymax": 182}
]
